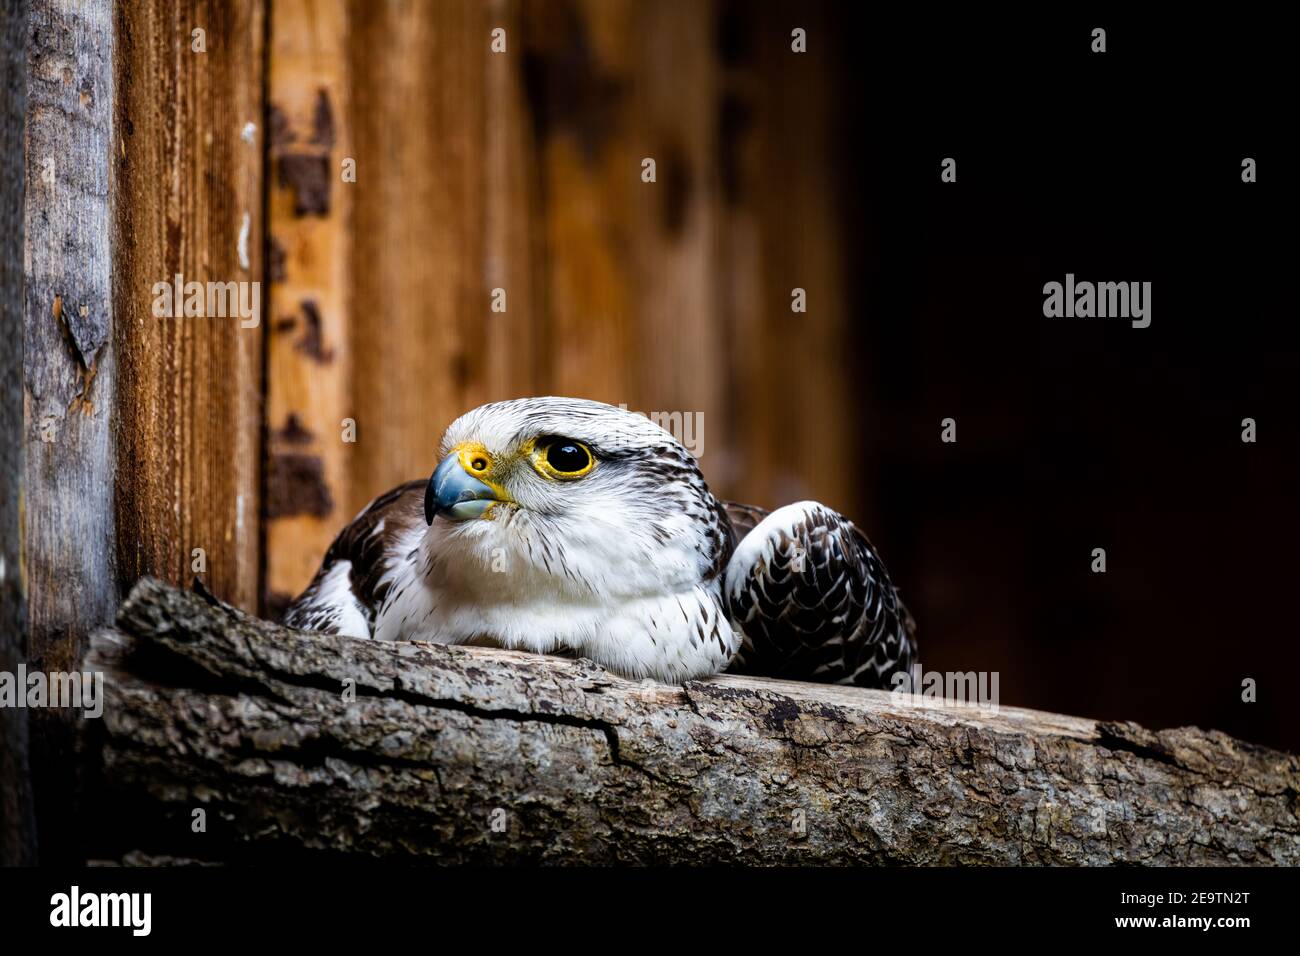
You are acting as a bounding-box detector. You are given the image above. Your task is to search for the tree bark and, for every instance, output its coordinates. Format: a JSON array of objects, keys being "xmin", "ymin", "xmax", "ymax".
[{"xmin": 83, "ymin": 577, "xmax": 1300, "ymax": 865}]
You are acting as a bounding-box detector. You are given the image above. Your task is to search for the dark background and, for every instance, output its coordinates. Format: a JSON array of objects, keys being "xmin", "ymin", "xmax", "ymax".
[{"xmin": 830, "ymin": 11, "xmax": 1294, "ymax": 750}]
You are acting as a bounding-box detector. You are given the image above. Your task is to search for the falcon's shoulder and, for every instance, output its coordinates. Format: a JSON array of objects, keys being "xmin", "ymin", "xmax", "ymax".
[
  {"xmin": 722, "ymin": 499, "xmax": 917, "ymax": 688},
  {"xmin": 283, "ymin": 479, "xmax": 426, "ymax": 637}
]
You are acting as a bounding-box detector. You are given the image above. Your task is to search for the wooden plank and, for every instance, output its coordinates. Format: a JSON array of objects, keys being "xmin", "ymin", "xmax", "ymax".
[
  {"xmin": 0, "ymin": 0, "xmax": 36, "ymax": 867},
  {"xmin": 482, "ymin": 0, "xmax": 542, "ymax": 407},
  {"xmin": 112, "ymin": 0, "xmax": 265, "ymax": 611},
  {"xmin": 622, "ymin": 1, "xmax": 723, "ymax": 480},
  {"xmin": 342, "ymin": 0, "xmax": 493, "ymax": 508},
  {"xmin": 519, "ymin": 0, "xmax": 863, "ymax": 514},
  {"xmin": 722, "ymin": 1, "xmax": 863, "ymax": 518},
  {"xmin": 520, "ymin": 0, "xmax": 727, "ymax": 481},
  {"xmin": 264, "ymin": 0, "xmax": 351, "ymax": 616},
  {"xmin": 523, "ymin": 0, "xmax": 636, "ymax": 404},
  {"xmin": 23, "ymin": 0, "xmax": 121, "ymax": 866}
]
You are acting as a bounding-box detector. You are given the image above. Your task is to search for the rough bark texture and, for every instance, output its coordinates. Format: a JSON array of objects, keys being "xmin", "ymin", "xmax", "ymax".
[{"xmin": 84, "ymin": 578, "xmax": 1300, "ymax": 865}]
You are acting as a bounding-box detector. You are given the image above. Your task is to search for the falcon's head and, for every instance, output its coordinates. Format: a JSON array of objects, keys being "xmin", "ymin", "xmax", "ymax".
[{"xmin": 422, "ymin": 397, "xmax": 730, "ymax": 623}]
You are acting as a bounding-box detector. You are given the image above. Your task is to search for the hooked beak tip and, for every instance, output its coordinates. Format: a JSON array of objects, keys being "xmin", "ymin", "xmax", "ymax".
[{"xmin": 425, "ymin": 454, "xmax": 501, "ymax": 525}]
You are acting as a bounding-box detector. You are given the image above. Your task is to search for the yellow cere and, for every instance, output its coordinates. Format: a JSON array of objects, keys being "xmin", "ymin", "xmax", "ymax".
[{"xmin": 450, "ymin": 441, "xmax": 514, "ymax": 505}]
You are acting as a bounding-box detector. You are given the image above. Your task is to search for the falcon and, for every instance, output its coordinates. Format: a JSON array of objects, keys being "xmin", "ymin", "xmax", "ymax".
[{"xmin": 285, "ymin": 397, "xmax": 916, "ymax": 687}]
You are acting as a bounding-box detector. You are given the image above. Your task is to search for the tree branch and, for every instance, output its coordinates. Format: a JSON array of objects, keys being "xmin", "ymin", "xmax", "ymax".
[{"xmin": 82, "ymin": 578, "xmax": 1300, "ymax": 864}]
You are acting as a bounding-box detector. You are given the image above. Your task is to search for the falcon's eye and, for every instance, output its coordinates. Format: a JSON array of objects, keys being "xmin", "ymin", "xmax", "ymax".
[
  {"xmin": 534, "ymin": 438, "xmax": 595, "ymax": 479},
  {"xmin": 545, "ymin": 441, "xmax": 590, "ymax": 473}
]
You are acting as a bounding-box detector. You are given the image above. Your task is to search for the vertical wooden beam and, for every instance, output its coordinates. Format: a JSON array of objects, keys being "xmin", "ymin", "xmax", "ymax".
[
  {"xmin": 113, "ymin": 0, "xmax": 265, "ymax": 611},
  {"xmin": 522, "ymin": 0, "xmax": 636, "ymax": 404},
  {"xmin": 761, "ymin": 2, "xmax": 860, "ymax": 517},
  {"xmin": 719, "ymin": 0, "xmax": 862, "ymax": 517},
  {"xmin": 264, "ymin": 0, "xmax": 351, "ymax": 616},
  {"xmin": 522, "ymin": 0, "xmax": 724, "ymax": 478},
  {"xmin": 340, "ymin": 0, "xmax": 543, "ymax": 505},
  {"xmin": 483, "ymin": 0, "xmax": 542, "ymax": 407},
  {"xmin": 712, "ymin": 0, "xmax": 766, "ymax": 505},
  {"xmin": 22, "ymin": 0, "xmax": 116, "ymax": 865},
  {"xmin": 344, "ymin": 0, "xmax": 491, "ymax": 510},
  {"xmin": 22, "ymin": 0, "xmax": 117, "ymax": 675},
  {"xmin": 0, "ymin": 0, "xmax": 36, "ymax": 867},
  {"xmin": 623, "ymin": 1, "xmax": 723, "ymax": 479}
]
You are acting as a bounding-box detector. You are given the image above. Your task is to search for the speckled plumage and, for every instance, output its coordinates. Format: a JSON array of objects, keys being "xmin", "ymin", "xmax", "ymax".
[{"xmin": 285, "ymin": 397, "xmax": 915, "ymax": 686}]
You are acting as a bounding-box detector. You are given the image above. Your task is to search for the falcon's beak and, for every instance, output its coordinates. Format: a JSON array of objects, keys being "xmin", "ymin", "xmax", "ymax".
[{"xmin": 425, "ymin": 453, "xmax": 504, "ymax": 524}]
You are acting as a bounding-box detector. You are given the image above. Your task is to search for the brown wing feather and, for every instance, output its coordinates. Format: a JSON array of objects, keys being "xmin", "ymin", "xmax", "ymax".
[
  {"xmin": 720, "ymin": 499, "xmax": 770, "ymax": 543},
  {"xmin": 284, "ymin": 479, "xmax": 426, "ymax": 634}
]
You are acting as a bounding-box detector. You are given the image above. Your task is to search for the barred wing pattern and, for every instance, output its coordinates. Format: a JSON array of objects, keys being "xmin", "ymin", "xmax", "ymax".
[
  {"xmin": 283, "ymin": 480, "xmax": 426, "ymax": 637},
  {"xmin": 722, "ymin": 501, "xmax": 917, "ymax": 688}
]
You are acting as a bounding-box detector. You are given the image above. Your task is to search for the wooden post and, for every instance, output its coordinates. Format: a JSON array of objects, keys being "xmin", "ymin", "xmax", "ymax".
[
  {"xmin": 23, "ymin": 0, "xmax": 117, "ymax": 680},
  {"xmin": 0, "ymin": 0, "xmax": 37, "ymax": 867},
  {"xmin": 20, "ymin": 0, "xmax": 117, "ymax": 863},
  {"xmin": 112, "ymin": 0, "xmax": 265, "ymax": 613},
  {"xmin": 14, "ymin": 0, "xmax": 263, "ymax": 861},
  {"xmin": 264, "ymin": 0, "xmax": 352, "ymax": 616}
]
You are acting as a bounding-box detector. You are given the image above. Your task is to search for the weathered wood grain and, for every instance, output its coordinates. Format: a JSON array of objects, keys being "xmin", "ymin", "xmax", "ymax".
[
  {"xmin": 342, "ymin": 0, "xmax": 527, "ymax": 514},
  {"xmin": 719, "ymin": 1, "xmax": 864, "ymax": 518},
  {"xmin": 84, "ymin": 578, "xmax": 1300, "ymax": 864},
  {"xmin": 482, "ymin": 0, "xmax": 543, "ymax": 407},
  {"xmin": 264, "ymin": 0, "xmax": 352, "ymax": 615},
  {"xmin": 112, "ymin": 0, "xmax": 265, "ymax": 612},
  {"xmin": 21, "ymin": 0, "xmax": 118, "ymax": 863},
  {"xmin": 23, "ymin": 0, "xmax": 117, "ymax": 676},
  {"xmin": 0, "ymin": 0, "xmax": 36, "ymax": 867}
]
